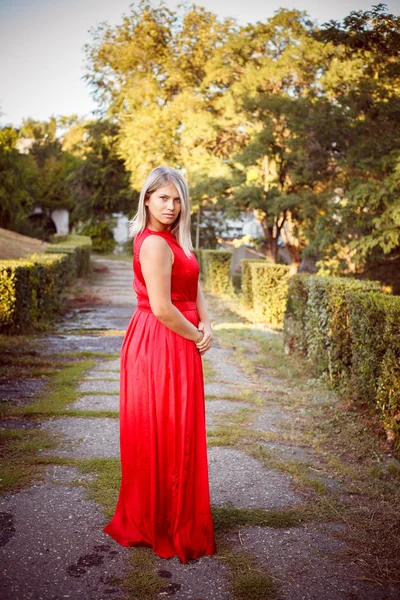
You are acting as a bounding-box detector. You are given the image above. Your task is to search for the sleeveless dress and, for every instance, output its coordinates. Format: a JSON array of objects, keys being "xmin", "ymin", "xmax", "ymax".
[{"xmin": 103, "ymin": 226, "xmax": 217, "ymax": 563}]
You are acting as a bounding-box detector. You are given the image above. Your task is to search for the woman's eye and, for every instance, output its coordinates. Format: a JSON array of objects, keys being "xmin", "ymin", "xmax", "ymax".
[{"xmin": 161, "ymin": 196, "xmax": 180, "ymax": 202}]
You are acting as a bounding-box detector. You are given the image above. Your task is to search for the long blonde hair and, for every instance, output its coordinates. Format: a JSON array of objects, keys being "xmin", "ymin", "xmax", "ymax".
[{"xmin": 127, "ymin": 166, "xmax": 194, "ymax": 258}]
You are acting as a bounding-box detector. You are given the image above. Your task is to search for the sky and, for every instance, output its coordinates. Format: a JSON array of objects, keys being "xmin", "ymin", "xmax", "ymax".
[{"xmin": 0, "ymin": 0, "xmax": 399, "ymax": 129}]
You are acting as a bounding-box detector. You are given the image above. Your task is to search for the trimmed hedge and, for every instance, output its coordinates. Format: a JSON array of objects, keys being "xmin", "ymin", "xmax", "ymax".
[
  {"xmin": 305, "ymin": 276, "xmax": 381, "ymax": 383},
  {"xmin": 241, "ymin": 259, "xmax": 268, "ymax": 309},
  {"xmin": 200, "ymin": 249, "xmax": 232, "ymax": 295},
  {"xmin": 347, "ymin": 290, "xmax": 388, "ymax": 406},
  {"xmin": 252, "ymin": 263, "xmax": 291, "ymax": 325},
  {"xmin": 348, "ymin": 290, "xmax": 400, "ymax": 445},
  {"xmin": 45, "ymin": 234, "xmax": 92, "ymax": 277},
  {"xmin": 283, "ymin": 273, "xmax": 400, "ymax": 449},
  {"xmin": 0, "ymin": 234, "xmax": 92, "ymax": 333},
  {"xmin": 283, "ymin": 273, "xmax": 312, "ymax": 355},
  {"xmin": 242, "ymin": 259, "xmax": 291, "ymax": 325},
  {"xmin": 284, "ymin": 275, "xmax": 381, "ymax": 381}
]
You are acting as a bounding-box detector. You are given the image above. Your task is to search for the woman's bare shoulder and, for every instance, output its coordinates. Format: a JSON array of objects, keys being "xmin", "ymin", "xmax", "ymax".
[{"xmin": 139, "ymin": 234, "xmax": 173, "ymax": 265}]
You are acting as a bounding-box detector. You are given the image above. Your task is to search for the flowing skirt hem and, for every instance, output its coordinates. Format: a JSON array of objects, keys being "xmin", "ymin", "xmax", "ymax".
[{"xmin": 103, "ymin": 524, "xmax": 216, "ymax": 564}]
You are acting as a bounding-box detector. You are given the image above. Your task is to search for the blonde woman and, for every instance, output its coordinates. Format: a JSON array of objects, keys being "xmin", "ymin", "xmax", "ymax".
[{"xmin": 103, "ymin": 166, "xmax": 217, "ymax": 563}]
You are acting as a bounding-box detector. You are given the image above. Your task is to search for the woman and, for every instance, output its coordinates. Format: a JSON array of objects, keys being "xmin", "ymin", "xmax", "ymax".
[{"xmin": 103, "ymin": 166, "xmax": 217, "ymax": 563}]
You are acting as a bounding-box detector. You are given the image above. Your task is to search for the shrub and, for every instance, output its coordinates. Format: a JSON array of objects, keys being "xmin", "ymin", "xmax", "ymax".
[
  {"xmin": 0, "ymin": 234, "xmax": 92, "ymax": 333},
  {"xmin": 304, "ymin": 276, "xmax": 381, "ymax": 384},
  {"xmin": 349, "ymin": 291, "xmax": 400, "ymax": 448},
  {"xmin": 241, "ymin": 259, "xmax": 268, "ymax": 309},
  {"xmin": 79, "ymin": 220, "xmax": 116, "ymax": 254},
  {"xmin": 283, "ymin": 273, "xmax": 312, "ymax": 355},
  {"xmin": 201, "ymin": 250, "xmax": 232, "ymax": 294}
]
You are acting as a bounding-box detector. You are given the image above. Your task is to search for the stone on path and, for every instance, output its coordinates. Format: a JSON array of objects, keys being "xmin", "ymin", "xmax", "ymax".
[
  {"xmin": 208, "ymin": 447, "xmax": 305, "ymax": 509},
  {"xmin": 152, "ymin": 553, "xmax": 230, "ymax": 600},
  {"xmin": 206, "ymin": 345, "xmax": 255, "ymax": 385},
  {"xmin": 91, "ymin": 359, "xmax": 120, "ymax": 372},
  {"xmin": 205, "ymin": 399, "xmax": 255, "ymax": 429},
  {"xmin": 39, "ymin": 417, "xmax": 119, "ymax": 459},
  {"xmin": 78, "ymin": 379, "xmax": 120, "ymax": 393},
  {"xmin": 67, "ymin": 394, "xmax": 119, "ymax": 412},
  {"xmin": 83, "ymin": 369, "xmax": 120, "ymax": 380}
]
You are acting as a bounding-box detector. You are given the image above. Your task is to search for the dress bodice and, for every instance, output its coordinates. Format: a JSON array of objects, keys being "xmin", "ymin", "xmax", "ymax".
[{"xmin": 133, "ymin": 227, "xmax": 200, "ymax": 312}]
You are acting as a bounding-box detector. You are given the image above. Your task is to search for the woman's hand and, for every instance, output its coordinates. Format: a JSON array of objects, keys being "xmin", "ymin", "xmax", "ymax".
[{"xmin": 195, "ymin": 321, "xmax": 213, "ymax": 355}]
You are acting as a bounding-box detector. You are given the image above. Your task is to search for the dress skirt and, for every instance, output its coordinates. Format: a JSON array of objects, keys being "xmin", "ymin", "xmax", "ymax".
[{"xmin": 103, "ymin": 305, "xmax": 217, "ymax": 563}]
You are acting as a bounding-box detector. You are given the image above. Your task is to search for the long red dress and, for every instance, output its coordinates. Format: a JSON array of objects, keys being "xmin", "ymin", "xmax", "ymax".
[{"xmin": 103, "ymin": 226, "xmax": 217, "ymax": 563}]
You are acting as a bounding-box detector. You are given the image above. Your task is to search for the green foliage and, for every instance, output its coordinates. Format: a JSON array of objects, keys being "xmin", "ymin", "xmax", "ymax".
[
  {"xmin": 250, "ymin": 263, "xmax": 291, "ymax": 325},
  {"xmin": 0, "ymin": 235, "xmax": 92, "ymax": 333},
  {"xmin": 83, "ymin": 1, "xmax": 399, "ymax": 281},
  {"xmin": 312, "ymin": 5, "xmax": 400, "ymax": 270},
  {"xmin": 0, "ymin": 126, "xmax": 37, "ymax": 229},
  {"xmin": 201, "ymin": 249, "xmax": 232, "ymax": 294},
  {"xmin": 283, "ymin": 273, "xmax": 312, "ymax": 354},
  {"xmin": 68, "ymin": 120, "xmax": 134, "ymax": 225},
  {"xmin": 19, "ymin": 116, "xmax": 79, "ymax": 213},
  {"xmin": 45, "ymin": 234, "xmax": 92, "ymax": 276},
  {"xmin": 348, "ymin": 290, "xmax": 400, "ymax": 447},
  {"xmin": 77, "ymin": 220, "xmax": 116, "ymax": 254},
  {"xmin": 304, "ymin": 276, "xmax": 381, "ymax": 382},
  {"xmin": 241, "ymin": 259, "xmax": 292, "ymax": 325},
  {"xmin": 241, "ymin": 259, "xmax": 270, "ymax": 309}
]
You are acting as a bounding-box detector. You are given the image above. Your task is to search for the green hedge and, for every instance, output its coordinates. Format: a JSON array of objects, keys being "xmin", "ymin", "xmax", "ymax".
[
  {"xmin": 241, "ymin": 259, "xmax": 268, "ymax": 309},
  {"xmin": 348, "ymin": 290, "xmax": 400, "ymax": 444},
  {"xmin": 283, "ymin": 273, "xmax": 312, "ymax": 355},
  {"xmin": 0, "ymin": 253, "xmax": 72, "ymax": 332},
  {"xmin": 284, "ymin": 275, "xmax": 381, "ymax": 380},
  {"xmin": 347, "ymin": 291, "xmax": 388, "ymax": 407},
  {"xmin": 0, "ymin": 234, "xmax": 92, "ymax": 333},
  {"xmin": 200, "ymin": 249, "xmax": 232, "ymax": 295},
  {"xmin": 304, "ymin": 276, "xmax": 381, "ymax": 383},
  {"xmin": 45, "ymin": 234, "xmax": 92, "ymax": 277},
  {"xmin": 241, "ymin": 259, "xmax": 291, "ymax": 325},
  {"xmin": 376, "ymin": 300, "xmax": 400, "ymax": 446},
  {"xmin": 283, "ymin": 274, "xmax": 400, "ymax": 449}
]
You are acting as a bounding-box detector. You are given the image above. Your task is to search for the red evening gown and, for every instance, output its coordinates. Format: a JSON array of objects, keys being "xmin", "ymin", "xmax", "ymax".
[{"xmin": 103, "ymin": 226, "xmax": 217, "ymax": 563}]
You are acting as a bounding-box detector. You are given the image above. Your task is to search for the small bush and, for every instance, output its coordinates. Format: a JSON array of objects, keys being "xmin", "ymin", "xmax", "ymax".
[
  {"xmin": 0, "ymin": 234, "xmax": 92, "ymax": 334},
  {"xmin": 79, "ymin": 220, "xmax": 116, "ymax": 254},
  {"xmin": 201, "ymin": 250, "xmax": 232, "ymax": 294}
]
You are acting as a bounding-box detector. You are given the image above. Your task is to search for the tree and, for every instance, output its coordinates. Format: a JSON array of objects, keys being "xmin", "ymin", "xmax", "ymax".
[
  {"xmin": 0, "ymin": 125, "xmax": 37, "ymax": 230},
  {"xmin": 312, "ymin": 3, "xmax": 400, "ymax": 273},
  {"xmin": 83, "ymin": 0, "xmax": 239, "ymax": 222},
  {"xmin": 19, "ymin": 117, "xmax": 79, "ymax": 216},
  {"xmin": 67, "ymin": 119, "xmax": 134, "ymax": 227}
]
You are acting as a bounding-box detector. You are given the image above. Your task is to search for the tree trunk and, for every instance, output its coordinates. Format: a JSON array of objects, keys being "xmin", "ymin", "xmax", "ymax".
[
  {"xmin": 286, "ymin": 244, "xmax": 301, "ymax": 274},
  {"xmin": 279, "ymin": 210, "xmax": 301, "ymax": 274},
  {"xmin": 255, "ymin": 210, "xmax": 280, "ymax": 263},
  {"xmin": 265, "ymin": 232, "xmax": 278, "ymax": 262}
]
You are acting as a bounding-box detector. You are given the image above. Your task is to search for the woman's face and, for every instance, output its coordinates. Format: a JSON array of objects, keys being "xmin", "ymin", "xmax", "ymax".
[{"xmin": 145, "ymin": 182, "xmax": 182, "ymax": 229}]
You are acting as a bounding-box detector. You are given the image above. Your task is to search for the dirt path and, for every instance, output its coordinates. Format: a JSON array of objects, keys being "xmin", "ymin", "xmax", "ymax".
[{"xmin": 1, "ymin": 256, "xmax": 399, "ymax": 599}]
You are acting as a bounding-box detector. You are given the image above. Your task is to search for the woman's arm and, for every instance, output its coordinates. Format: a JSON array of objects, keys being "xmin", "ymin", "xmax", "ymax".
[
  {"xmin": 195, "ymin": 280, "xmax": 213, "ymax": 355},
  {"xmin": 140, "ymin": 235, "xmax": 203, "ymax": 343}
]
